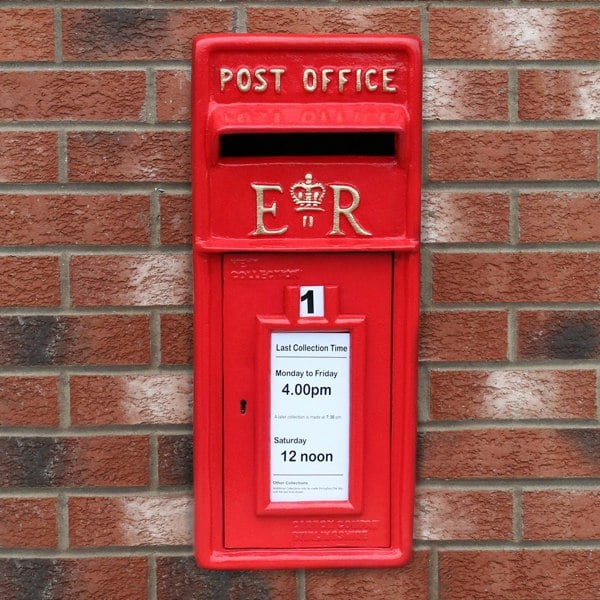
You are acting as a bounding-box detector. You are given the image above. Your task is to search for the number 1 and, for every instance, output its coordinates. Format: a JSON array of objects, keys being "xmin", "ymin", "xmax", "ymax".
[
  {"xmin": 300, "ymin": 289, "xmax": 314, "ymax": 314},
  {"xmin": 299, "ymin": 286, "xmax": 324, "ymax": 317}
]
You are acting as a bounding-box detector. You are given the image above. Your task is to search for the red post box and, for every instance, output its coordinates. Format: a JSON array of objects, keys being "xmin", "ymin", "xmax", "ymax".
[{"xmin": 192, "ymin": 34, "xmax": 421, "ymax": 569}]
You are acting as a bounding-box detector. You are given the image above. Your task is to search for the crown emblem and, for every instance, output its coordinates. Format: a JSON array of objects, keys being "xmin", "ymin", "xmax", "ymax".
[{"xmin": 290, "ymin": 173, "xmax": 326, "ymax": 212}]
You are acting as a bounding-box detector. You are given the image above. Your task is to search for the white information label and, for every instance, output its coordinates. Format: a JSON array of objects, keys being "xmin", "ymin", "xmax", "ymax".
[{"xmin": 270, "ymin": 331, "xmax": 350, "ymax": 502}]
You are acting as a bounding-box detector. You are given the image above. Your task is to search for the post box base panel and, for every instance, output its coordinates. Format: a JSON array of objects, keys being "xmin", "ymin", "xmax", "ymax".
[{"xmin": 193, "ymin": 252, "xmax": 414, "ymax": 567}]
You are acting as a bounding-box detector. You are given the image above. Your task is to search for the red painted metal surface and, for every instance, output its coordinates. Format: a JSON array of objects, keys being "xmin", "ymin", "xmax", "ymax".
[{"xmin": 192, "ymin": 34, "xmax": 421, "ymax": 569}]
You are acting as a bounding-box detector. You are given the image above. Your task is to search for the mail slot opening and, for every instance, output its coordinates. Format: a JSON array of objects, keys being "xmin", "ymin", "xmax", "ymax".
[{"xmin": 219, "ymin": 132, "xmax": 397, "ymax": 158}]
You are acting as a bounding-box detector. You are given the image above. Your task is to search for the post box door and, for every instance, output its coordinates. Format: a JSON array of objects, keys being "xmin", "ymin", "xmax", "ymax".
[{"xmin": 222, "ymin": 252, "xmax": 393, "ymax": 549}]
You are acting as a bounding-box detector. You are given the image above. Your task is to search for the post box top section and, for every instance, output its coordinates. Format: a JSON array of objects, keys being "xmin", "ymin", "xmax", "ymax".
[
  {"xmin": 192, "ymin": 34, "xmax": 422, "ymax": 252},
  {"xmin": 193, "ymin": 34, "xmax": 421, "ymax": 106}
]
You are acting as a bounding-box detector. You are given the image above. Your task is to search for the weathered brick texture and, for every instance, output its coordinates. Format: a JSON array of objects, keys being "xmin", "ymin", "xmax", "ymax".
[
  {"xmin": 62, "ymin": 9, "xmax": 234, "ymax": 60},
  {"xmin": 0, "ymin": 195, "xmax": 150, "ymax": 246},
  {"xmin": 156, "ymin": 557, "xmax": 296, "ymax": 600},
  {"xmin": 429, "ymin": 130, "xmax": 597, "ymax": 181},
  {"xmin": 420, "ymin": 311, "xmax": 508, "ymax": 361},
  {"xmin": 305, "ymin": 553, "xmax": 430, "ymax": 599},
  {"xmin": 0, "ymin": 377, "xmax": 59, "ymax": 427},
  {"xmin": 518, "ymin": 311, "xmax": 600, "ymax": 360},
  {"xmin": 0, "ymin": 133, "xmax": 57, "ymax": 182},
  {"xmin": 246, "ymin": 7, "xmax": 422, "ymax": 35},
  {"xmin": 439, "ymin": 551, "xmax": 600, "ymax": 600},
  {"xmin": 422, "ymin": 193, "xmax": 510, "ymax": 243},
  {"xmin": 69, "ymin": 495, "xmax": 192, "ymax": 547},
  {"xmin": 68, "ymin": 132, "xmax": 190, "ymax": 182},
  {"xmin": 414, "ymin": 490, "xmax": 512, "ymax": 540},
  {"xmin": 0, "ymin": 436, "xmax": 149, "ymax": 487},
  {"xmin": 70, "ymin": 254, "xmax": 192, "ymax": 307},
  {"xmin": 419, "ymin": 429, "xmax": 600, "ymax": 479},
  {"xmin": 0, "ymin": 72, "xmax": 146, "ymax": 121},
  {"xmin": 1, "ymin": 0, "xmax": 599, "ymax": 598},
  {"xmin": 520, "ymin": 193, "xmax": 600, "ymax": 243},
  {"xmin": 429, "ymin": 8, "xmax": 600, "ymax": 60},
  {"xmin": 156, "ymin": 70, "xmax": 191, "ymax": 122},
  {"xmin": 0, "ymin": 9, "xmax": 54, "ymax": 61},
  {"xmin": 519, "ymin": 70, "xmax": 600, "ymax": 120},
  {"xmin": 433, "ymin": 252, "xmax": 600, "ymax": 303},
  {"xmin": 424, "ymin": 70, "xmax": 509, "ymax": 121},
  {"xmin": 70, "ymin": 374, "xmax": 192, "ymax": 426},
  {"xmin": 0, "ymin": 257, "xmax": 60, "ymax": 306},
  {"xmin": 0, "ymin": 558, "xmax": 148, "ymax": 600},
  {"xmin": 0, "ymin": 315, "xmax": 150, "ymax": 366},
  {"xmin": 429, "ymin": 370, "xmax": 597, "ymax": 420},
  {"xmin": 0, "ymin": 498, "xmax": 57, "ymax": 548},
  {"xmin": 523, "ymin": 491, "xmax": 600, "ymax": 540}
]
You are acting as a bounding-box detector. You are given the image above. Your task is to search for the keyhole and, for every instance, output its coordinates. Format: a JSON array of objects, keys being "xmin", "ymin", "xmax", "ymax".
[{"xmin": 240, "ymin": 399, "xmax": 247, "ymax": 414}]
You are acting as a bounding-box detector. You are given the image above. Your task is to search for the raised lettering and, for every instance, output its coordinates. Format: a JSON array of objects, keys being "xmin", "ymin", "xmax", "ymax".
[
  {"xmin": 271, "ymin": 68, "xmax": 285, "ymax": 93},
  {"xmin": 382, "ymin": 68, "xmax": 397, "ymax": 93},
  {"xmin": 338, "ymin": 68, "xmax": 351, "ymax": 92},
  {"xmin": 236, "ymin": 68, "xmax": 252, "ymax": 92},
  {"xmin": 321, "ymin": 68, "xmax": 334, "ymax": 92},
  {"xmin": 254, "ymin": 68, "xmax": 268, "ymax": 92},
  {"xmin": 303, "ymin": 68, "xmax": 317, "ymax": 92},
  {"xmin": 328, "ymin": 184, "xmax": 372, "ymax": 237},
  {"xmin": 364, "ymin": 69, "xmax": 378, "ymax": 91},
  {"xmin": 220, "ymin": 68, "xmax": 233, "ymax": 91},
  {"xmin": 251, "ymin": 184, "xmax": 288, "ymax": 236}
]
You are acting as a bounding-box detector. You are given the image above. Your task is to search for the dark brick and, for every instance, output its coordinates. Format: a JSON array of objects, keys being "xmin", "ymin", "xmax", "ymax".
[
  {"xmin": 158, "ymin": 435, "xmax": 193, "ymax": 486},
  {"xmin": 156, "ymin": 557, "xmax": 296, "ymax": 600}
]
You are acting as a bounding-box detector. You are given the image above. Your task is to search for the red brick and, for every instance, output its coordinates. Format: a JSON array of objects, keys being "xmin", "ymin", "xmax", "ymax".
[
  {"xmin": 0, "ymin": 257, "xmax": 60, "ymax": 307},
  {"xmin": 430, "ymin": 8, "xmax": 600, "ymax": 60},
  {"xmin": 422, "ymin": 193, "xmax": 509, "ymax": 243},
  {"xmin": 68, "ymin": 131, "xmax": 190, "ymax": 182},
  {"xmin": 420, "ymin": 311, "xmax": 508, "ymax": 362},
  {"xmin": 419, "ymin": 429, "xmax": 600, "ymax": 479},
  {"xmin": 415, "ymin": 490, "xmax": 512, "ymax": 540},
  {"xmin": 0, "ymin": 376, "xmax": 59, "ymax": 427},
  {"xmin": 429, "ymin": 130, "xmax": 597, "ymax": 181},
  {"xmin": 0, "ymin": 498, "xmax": 57, "ymax": 548},
  {"xmin": 70, "ymin": 374, "xmax": 192, "ymax": 426},
  {"xmin": 520, "ymin": 193, "xmax": 600, "ymax": 243},
  {"xmin": 424, "ymin": 70, "xmax": 509, "ymax": 120},
  {"xmin": 156, "ymin": 557, "xmax": 296, "ymax": 600},
  {"xmin": 305, "ymin": 552, "xmax": 429, "ymax": 599},
  {"xmin": 247, "ymin": 7, "xmax": 421, "ymax": 35},
  {"xmin": 0, "ymin": 72, "xmax": 145, "ymax": 121},
  {"xmin": 70, "ymin": 254, "xmax": 192, "ymax": 307},
  {"xmin": 433, "ymin": 252, "xmax": 600, "ymax": 304},
  {"xmin": 0, "ymin": 315, "xmax": 150, "ymax": 366},
  {"xmin": 0, "ymin": 557, "xmax": 147, "ymax": 600},
  {"xmin": 161, "ymin": 313, "xmax": 193, "ymax": 365},
  {"xmin": 156, "ymin": 70, "xmax": 190, "ymax": 122},
  {"xmin": 524, "ymin": 491, "xmax": 600, "ymax": 540},
  {"xmin": 0, "ymin": 436, "xmax": 149, "ymax": 487},
  {"xmin": 518, "ymin": 310, "xmax": 600, "ymax": 360},
  {"xmin": 0, "ymin": 132, "xmax": 57, "ymax": 182},
  {"xmin": 439, "ymin": 550, "xmax": 600, "ymax": 600},
  {"xmin": 0, "ymin": 9, "xmax": 54, "ymax": 61},
  {"xmin": 160, "ymin": 194, "xmax": 191, "ymax": 245},
  {"xmin": 0, "ymin": 194, "xmax": 149, "ymax": 246},
  {"xmin": 62, "ymin": 9, "xmax": 233, "ymax": 60},
  {"xmin": 429, "ymin": 369, "xmax": 597, "ymax": 420},
  {"xmin": 69, "ymin": 494, "xmax": 192, "ymax": 547},
  {"xmin": 158, "ymin": 435, "xmax": 192, "ymax": 486},
  {"xmin": 519, "ymin": 70, "xmax": 600, "ymax": 120}
]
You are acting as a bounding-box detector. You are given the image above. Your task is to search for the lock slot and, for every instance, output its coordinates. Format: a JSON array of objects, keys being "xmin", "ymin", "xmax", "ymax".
[{"xmin": 219, "ymin": 132, "xmax": 396, "ymax": 158}]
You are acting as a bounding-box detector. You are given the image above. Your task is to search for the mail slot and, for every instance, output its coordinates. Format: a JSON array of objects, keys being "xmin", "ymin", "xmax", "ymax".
[{"xmin": 192, "ymin": 34, "xmax": 421, "ymax": 569}]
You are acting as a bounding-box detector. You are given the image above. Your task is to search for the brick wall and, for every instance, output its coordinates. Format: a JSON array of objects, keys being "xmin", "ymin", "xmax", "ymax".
[{"xmin": 0, "ymin": 3, "xmax": 598, "ymax": 600}]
